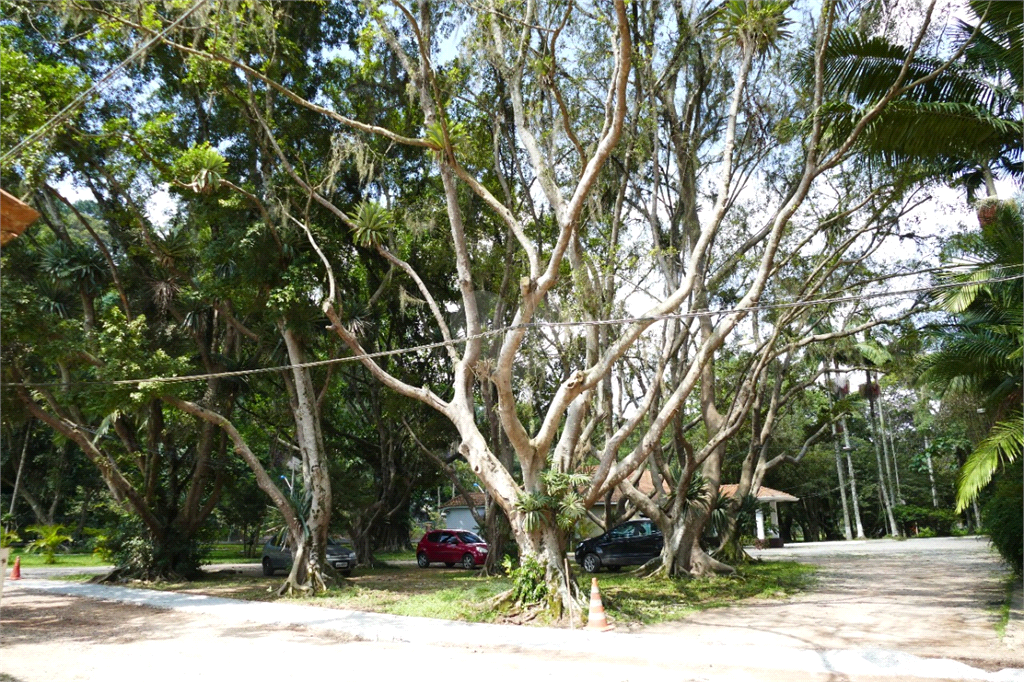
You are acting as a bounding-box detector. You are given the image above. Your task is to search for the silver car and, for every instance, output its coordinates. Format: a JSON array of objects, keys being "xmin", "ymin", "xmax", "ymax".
[{"xmin": 261, "ymin": 532, "xmax": 357, "ymax": 577}]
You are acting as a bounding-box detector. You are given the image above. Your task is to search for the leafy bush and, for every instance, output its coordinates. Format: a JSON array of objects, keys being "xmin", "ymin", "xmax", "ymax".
[
  {"xmin": 25, "ymin": 524, "xmax": 72, "ymax": 564},
  {"xmin": 892, "ymin": 505, "xmax": 958, "ymax": 536},
  {"xmin": 0, "ymin": 525, "xmax": 21, "ymax": 548},
  {"xmin": 502, "ymin": 555, "xmax": 548, "ymax": 605},
  {"xmin": 95, "ymin": 516, "xmax": 209, "ymax": 580},
  {"xmin": 983, "ymin": 468, "xmax": 1022, "ymax": 576}
]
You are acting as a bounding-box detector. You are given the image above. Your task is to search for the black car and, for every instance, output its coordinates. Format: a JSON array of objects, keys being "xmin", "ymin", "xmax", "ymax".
[
  {"xmin": 262, "ymin": 532, "xmax": 357, "ymax": 577},
  {"xmin": 574, "ymin": 519, "xmax": 663, "ymax": 573}
]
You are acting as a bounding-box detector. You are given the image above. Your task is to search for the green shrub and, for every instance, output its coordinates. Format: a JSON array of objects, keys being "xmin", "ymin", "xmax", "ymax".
[
  {"xmin": 95, "ymin": 516, "xmax": 209, "ymax": 580},
  {"xmin": 983, "ymin": 469, "xmax": 1022, "ymax": 576},
  {"xmin": 892, "ymin": 505, "xmax": 958, "ymax": 536},
  {"xmin": 502, "ymin": 555, "xmax": 548, "ymax": 604},
  {"xmin": 25, "ymin": 524, "xmax": 72, "ymax": 564}
]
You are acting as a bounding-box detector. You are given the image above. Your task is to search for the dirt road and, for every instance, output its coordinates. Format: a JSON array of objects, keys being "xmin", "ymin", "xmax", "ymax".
[
  {"xmin": 1, "ymin": 536, "xmax": 1019, "ymax": 682},
  {"xmin": 642, "ymin": 536, "xmax": 1021, "ymax": 670}
]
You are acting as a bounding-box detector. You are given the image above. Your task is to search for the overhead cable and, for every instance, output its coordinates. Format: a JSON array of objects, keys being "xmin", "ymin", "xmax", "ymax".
[
  {"xmin": 5, "ymin": 271, "xmax": 1021, "ymax": 389},
  {"xmin": 0, "ymin": 0, "xmax": 208, "ymax": 165}
]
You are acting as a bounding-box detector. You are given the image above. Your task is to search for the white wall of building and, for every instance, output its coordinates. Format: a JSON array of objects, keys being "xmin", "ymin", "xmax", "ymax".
[{"xmin": 442, "ymin": 507, "xmax": 483, "ymax": 533}]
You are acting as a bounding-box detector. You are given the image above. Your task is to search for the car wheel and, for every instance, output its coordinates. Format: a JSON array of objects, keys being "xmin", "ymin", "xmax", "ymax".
[
  {"xmin": 582, "ymin": 553, "xmax": 601, "ymax": 573},
  {"xmin": 461, "ymin": 553, "xmax": 475, "ymax": 569},
  {"xmin": 262, "ymin": 557, "xmax": 274, "ymax": 577},
  {"xmin": 417, "ymin": 552, "xmax": 429, "ymax": 568},
  {"xmin": 445, "ymin": 562, "xmax": 455, "ymax": 568}
]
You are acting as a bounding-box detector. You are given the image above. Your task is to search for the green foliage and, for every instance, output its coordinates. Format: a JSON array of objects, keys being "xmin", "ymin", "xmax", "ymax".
[
  {"xmin": 515, "ymin": 468, "xmax": 589, "ymax": 533},
  {"xmin": 717, "ymin": 0, "xmax": 792, "ymax": 56},
  {"xmin": 38, "ymin": 240, "xmax": 106, "ymax": 293},
  {"xmin": 25, "ymin": 524, "xmax": 73, "ymax": 564},
  {"xmin": 0, "ymin": 26, "xmax": 87, "ymax": 183},
  {"xmin": 174, "ymin": 142, "xmax": 228, "ymax": 195},
  {"xmin": 982, "ymin": 467, "xmax": 1023, "ymax": 577},
  {"xmin": 891, "ymin": 505, "xmax": 958, "ymax": 536},
  {"xmin": 922, "ymin": 199, "xmax": 1023, "ymax": 512},
  {"xmin": 501, "ymin": 554, "xmax": 549, "ymax": 605},
  {"xmin": 94, "ymin": 515, "xmax": 209, "ymax": 580},
  {"xmin": 1, "ymin": 527, "xmax": 22, "ymax": 548},
  {"xmin": 816, "ymin": 4, "xmax": 1022, "ymax": 192},
  {"xmin": 348, "ymin": 200, "xmax": 392, "ymax": 248},
  {"xmin": 423, "ymin": 120, "xmax": 469, "ymax": 158},
  {"xmin": 956, "ymin": 415, "xmax": 1023, "ymax": 512}
]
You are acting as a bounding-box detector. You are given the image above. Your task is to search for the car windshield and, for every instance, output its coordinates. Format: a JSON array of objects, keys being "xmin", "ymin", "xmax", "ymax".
[
  {"xmin": 327, "ymin": 537, "xmax": 352, "ymax": 547},
  {"xmin": 458, "ymin": 532, "xmax": 483, "ymax": 544}
]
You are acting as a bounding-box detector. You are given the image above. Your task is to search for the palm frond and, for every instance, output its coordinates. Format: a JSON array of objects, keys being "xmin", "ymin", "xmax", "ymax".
[
  {"xmin": 822, "ymin": 30, "xmax": 1007, "ymax": 109},
  {"xmin": 955, "ymin": 413, "xmax": 1023, "ymax": 512}
]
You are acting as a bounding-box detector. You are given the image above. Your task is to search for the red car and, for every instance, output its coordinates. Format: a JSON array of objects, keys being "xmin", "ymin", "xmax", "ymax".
[{"xmin": 417, "ymin": 529, "xmax": 488, "ymax": 569}]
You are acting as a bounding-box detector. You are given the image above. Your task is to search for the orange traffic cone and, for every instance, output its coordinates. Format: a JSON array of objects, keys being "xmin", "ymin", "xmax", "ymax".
[
  {"xmin": 9, "ymin": 556, "xmax": 21, "ymax": 580},
  {"xmin": 585, "ymin": 576, "xmax": 613, "ymax": 631}
]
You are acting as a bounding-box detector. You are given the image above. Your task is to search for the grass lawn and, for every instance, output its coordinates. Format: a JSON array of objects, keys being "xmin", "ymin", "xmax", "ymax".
[
  {"xmin": 7, "ymin": 552, "xmax": 108, "ymax": 568},
  {"xmin": 373, "ymin": 548, "xmax": 417, "ymax": 562},
  {"xmin": 78, "ymin": 559, "xmax": 815, "ymax": 627},
  {"xmin": 205, "ymin": 543, "xmax": 261, "ymax": 564},
  {"xmin": 592, "ymin": 560, "xmax": 817, "ymax": 625},
  {"xmin": 8, "ymin": 543, "xmax": 261, "ymax": 568}
]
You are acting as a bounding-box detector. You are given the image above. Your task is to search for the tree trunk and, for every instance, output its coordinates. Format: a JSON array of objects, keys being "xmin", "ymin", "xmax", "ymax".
[
  {"xmin": 279, "ymin": 326, "xmax": 334, "ymax": 595},
  {"xmin": 841, "ymin": 417, "xmax": 867, "ymax": 538},
  {"xmin": 874, "ymin": 387, "xmax": 904, "ymax": 505},
  {"xmin": 510, "ymin": 520, "xmax": 583, "ymax": 620},
  {"xmin": 8, "ymin": 419, "xmax": 32, "ymax": 517},
  {"xmin": 924, "ymin": 437, "xmax": 939, "ymax": 507},
  {"xmin": 482, "ymin": 500, "xmax": 512, "ymax": 574},
  {"xmin": 865, "ymin": 371, "xmax": 900, "ymax": 536},
  {"xmin": 832, "ymin": 421, "xmax": 853, "ymax": 540},
  {"xmin": 74, "ymin": 488, "xmax": 94, "ymax": 540},
  {"xmin": 827, "ymin": 378, "xmax": 853, "ymax": 541}
]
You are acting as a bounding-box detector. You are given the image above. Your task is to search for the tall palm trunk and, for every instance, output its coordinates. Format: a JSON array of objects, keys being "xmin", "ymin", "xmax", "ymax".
[
  {"xmin": 875, "ymin": 388, "xmax": 904, "ymax": 504},
  {"xmin": 865, "ymin": 371, "xmax": 900, "ymax": 536},
  {"xmin": 842, "ymin": 423, "xmax": 867, "ymax": 539},
  {"xmin": 831, "ymin": 421, "xmax": 854, "ymax": 540},
  {"xmin": 827, "ymin": 373, "xmax": 852, "ymax": 540}
]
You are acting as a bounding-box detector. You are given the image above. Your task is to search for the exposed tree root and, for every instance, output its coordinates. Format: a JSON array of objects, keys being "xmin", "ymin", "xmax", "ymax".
[
  {"xmin": 486, "ymin": 587, "xmax": 517, "ymax": 609},
  {"xmin": 89, "ymin": 566, "xmax": 127, "ymax": 584},
  {"xmin": 631, "ymin": 556, "xmax": 663, "ymax": 578},
  {"xmin": 689, "ymin": 549, "xmax": 737, "ymax": 577},
  {"xmin": 89, "ymin": 565, "xmax": 193, "ymax": 584}
]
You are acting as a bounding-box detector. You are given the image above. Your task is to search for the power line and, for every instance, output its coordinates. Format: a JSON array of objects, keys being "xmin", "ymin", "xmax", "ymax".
[
  {"xmin": 5, "ymin": 271, "xmax": 1021, "ymax": 389},
  {"xmin": 0, "ymin": 0, "xmax": 209, "ymax": 166}
]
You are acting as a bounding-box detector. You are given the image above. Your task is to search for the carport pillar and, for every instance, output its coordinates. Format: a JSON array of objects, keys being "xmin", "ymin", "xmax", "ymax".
[
  {"xmin": 755, "ymin": 508, "xmax": 766, "ymax": 541},
  {"xmin": 769, "ymin": 501, "xmax": 780, "ymax": 539}
]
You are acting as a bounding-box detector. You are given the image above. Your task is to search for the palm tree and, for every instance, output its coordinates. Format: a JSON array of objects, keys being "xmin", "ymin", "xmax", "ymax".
[
  {"xmin": 25, "ymin": 524, "xmax": 73, "ymax": 564},
  {"xmin": 922, "ymin": 199, "xmax": 1022, "ymax": 513},
  {"xmin": 820, "ymin": 0, "xmax": 1022, "ymax": 198}
]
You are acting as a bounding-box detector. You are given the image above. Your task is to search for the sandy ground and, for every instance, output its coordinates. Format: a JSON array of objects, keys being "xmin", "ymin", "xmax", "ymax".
[
  {"xmin": 0, "ymin": 589, "xmax": 995, "ymax": 682},
  {"xmin": 0, "ymin": 536, "xmax": 1019, "ymax": 682},
  {"xmin": 641, "ymin": 537, "xmax": 1022, "ymax": 670}
]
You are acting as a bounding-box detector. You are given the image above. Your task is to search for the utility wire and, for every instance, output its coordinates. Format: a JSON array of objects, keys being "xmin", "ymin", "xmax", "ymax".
[
  {"xmin": 0, "ymin": 0, "xmax": 208, "ymax": 166},
  {"xmin": 5, "ymin": 272, "xmax": 1021, "ymax": 389}
]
